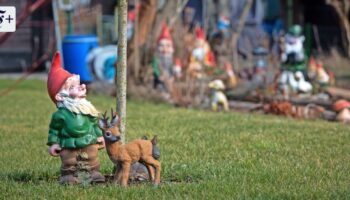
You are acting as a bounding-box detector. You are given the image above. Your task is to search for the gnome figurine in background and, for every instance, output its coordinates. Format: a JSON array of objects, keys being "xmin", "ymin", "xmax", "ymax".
[
  {"xmin": 152, "ymin": 22, "xmax": 174, "ymax": 92},
  {"xmin": 46, "ymin": 52, "xmax": 105, "ymax": 185},
  {"xmin": 188, "ymin": 27, "xmax": 216, "ymax": 79}
]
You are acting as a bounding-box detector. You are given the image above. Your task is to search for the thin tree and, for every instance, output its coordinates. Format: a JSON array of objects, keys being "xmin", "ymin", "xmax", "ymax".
[
  {"xmin": 231, "ymin": 0, "xmax": 253, "ymax": 69},
  {"xmin": 326, "ymin": 0, "xmax": 350, "ymax": 57},
  {"xmin": 116, "ymin": 0, "xmax": 128, "ymax": 144}
]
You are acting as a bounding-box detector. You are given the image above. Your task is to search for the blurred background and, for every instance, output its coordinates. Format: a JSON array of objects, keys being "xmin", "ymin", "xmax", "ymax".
[{"xmin": 2, "ymin": 0, "xmax": 350, "ymax": 121}]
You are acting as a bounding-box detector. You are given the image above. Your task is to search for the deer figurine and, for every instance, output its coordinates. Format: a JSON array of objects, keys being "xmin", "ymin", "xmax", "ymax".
[{"xmin": 98, "ymin": 109, "xmax": 161, "ymax": 186}]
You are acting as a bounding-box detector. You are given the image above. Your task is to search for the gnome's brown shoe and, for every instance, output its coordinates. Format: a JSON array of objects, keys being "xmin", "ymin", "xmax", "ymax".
[
  {"xmin": 90, "ymin": 171, "xmax": 105, "ymax": 183},
  {"xmin": 59, "ymin": 174, "xmax": 79, "ymax": 185}
]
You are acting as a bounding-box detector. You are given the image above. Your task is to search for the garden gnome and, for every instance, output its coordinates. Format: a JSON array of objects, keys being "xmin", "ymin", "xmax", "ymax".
[
  {"xmin": 127, "ymin": 4, "xmax": 140, "ymax": 41},
  {"xmin": 315, "ymin": 62, "xmax": 330, "ymax": 87},
  {"xmin": 279, "ymin": 25, "xmax": 308, "ymax": 98},
  {"xmin": 47, "ymin": 52, "xmax": 105, "ymax": 185},
  {"xmin": 173, "ymin": 58, "xmax": 183, "ymax": 80},
  {"xmin": 333, "ymin": 99, "xmax": 350, "ymax": 123},
  {"xmin": 224, "ymin": 62, "xmax": 237, "ymax": 89},
  {"xmin": 188, "ymin": 27, "xmax": 215, "ymax": 79},
  {"xmin": 152, "ymin": 22, "xmax": 174, "ymax": 91},
  {"xmin": 307, "ymin": 56, "xmax": 317, "ymax": 79},
  {"xmin": 281, "ymin": 24, "xmax": 305, "ymax": 64}
]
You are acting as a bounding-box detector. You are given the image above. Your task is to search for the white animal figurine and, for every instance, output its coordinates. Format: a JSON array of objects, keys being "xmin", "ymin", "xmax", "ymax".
[
  {"xmin": 291, "ymin": 71, "xmax": 312, "ymax": 94},
  {"xmin": 208, "ymin": 79, "xmax": 229, "ymax": 112}
]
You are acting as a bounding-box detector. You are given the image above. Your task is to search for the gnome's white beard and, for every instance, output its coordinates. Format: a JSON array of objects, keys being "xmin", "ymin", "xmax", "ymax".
[{"xmin": 57, "ymin": 96, "xmax": 99, "ymax": 117}]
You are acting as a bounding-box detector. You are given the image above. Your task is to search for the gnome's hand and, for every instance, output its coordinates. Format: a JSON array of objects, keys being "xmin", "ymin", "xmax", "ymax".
[
  {"xmin": 97, "ymin": 136, "xmax": 105, "ymax": 150},
  {"xmin": 48, "ymin": 144, "xmax": 61, "ymax": 157}
]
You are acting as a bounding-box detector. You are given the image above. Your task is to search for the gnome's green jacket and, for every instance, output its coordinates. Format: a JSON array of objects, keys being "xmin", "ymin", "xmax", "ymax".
[{"xmin": 47, "ymin": 107, "xmax": 102, "ymax": 149}]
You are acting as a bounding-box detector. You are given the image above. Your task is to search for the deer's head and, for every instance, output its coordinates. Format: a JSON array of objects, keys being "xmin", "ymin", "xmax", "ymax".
[{"xmin": 98, "ymin": 108, "xmax": 121, "ymax": 143}]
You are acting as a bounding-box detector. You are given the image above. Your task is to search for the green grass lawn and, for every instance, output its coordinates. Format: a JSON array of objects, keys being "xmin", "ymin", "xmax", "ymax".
[{"xmin": 0, "ymin": 79, "xmax": 350, "ymax": 199}]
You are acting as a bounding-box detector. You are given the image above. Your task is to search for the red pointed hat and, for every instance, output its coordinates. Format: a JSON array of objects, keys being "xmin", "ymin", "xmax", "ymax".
[
  {"xmin": 309, "ymin": 56, "xmax": 316, "ymax": 65},
  {"xmin": 195, "ymin": 27, "xmax": 205, "ymax": 40},
  {"xmin": 157, "ymin": 22, "xmax": 172, "ymax": 43},
  {"xmin": 316, "ymin": 62, "xmax": 323, "ymax": 69},
  {"xmin": 128, "ymin": 3, "xmax": 140, "ymax": 22},
  {"xmin": 128, "ymin": 11, "xmax": 136, "ymax": 21},
  {"xmin": 175, "ymin": 58, "xmax": 182, "ymax": 67},
  {"xmin": 47, "ymin": 51, "xmax": 73, "ymax": 103}
]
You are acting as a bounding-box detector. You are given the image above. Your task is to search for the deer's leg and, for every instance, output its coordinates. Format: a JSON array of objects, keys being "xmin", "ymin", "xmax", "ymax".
[
  {"xmin": 112, "ymin": 165, "xmax": 117, "ymax": 174},
  {"xmin": 143, "ymin": 157, "xmax": 161, "ymax": 185},
  {"xmin": 144, "ymin": 163, "xmax": 155, "ymax": 181},
  {"xmin": 121, "ymin": 161, "xmax": 131, "ymax": 186},
  {"xmin": 113, "ymin": 162, "xmax": 122, "ymax": 184}
]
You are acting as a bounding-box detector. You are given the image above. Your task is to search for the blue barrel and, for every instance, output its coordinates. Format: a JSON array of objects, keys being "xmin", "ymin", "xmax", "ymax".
[{"xmin": 62, "ymin": 35, "xmax": 99, "ymax": 82}]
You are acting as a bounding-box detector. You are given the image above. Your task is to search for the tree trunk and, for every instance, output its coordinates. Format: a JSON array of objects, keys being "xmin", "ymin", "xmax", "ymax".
[
  {"xmin": 134, "ymin": 0, "xmax": 141, "ymax": 80},
  {"xmin": 116, "ymin": 0, "xmax": 128, "ymax": 144},
  {"xmin": 327, "ymin": 0, "xmax": 350, "ymax": 57},
  {"xmin": 135, "ymin": 0, "xmax": 158, "ymax": 47},
  {"xmin": 140, "ymin": 0, "xmax": 177, "ymax": 74},
  {"xmin": 149, "ymin": 0, "xmax": 177, "ymax": 51},
  {"xmin": 231, "ymin": 0, "xmax": 253, "ymax": 69},
  {"xmin": 128, "ymin": 0, "xmax": 157, "ymax": 81}
]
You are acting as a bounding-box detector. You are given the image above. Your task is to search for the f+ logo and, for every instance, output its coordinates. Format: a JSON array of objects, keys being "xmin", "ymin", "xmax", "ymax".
[
  {"xmin": 0, "ymin": 7, "xmax": 16, "ymax": 32},
  {"xmin": 0, "ymin": 10, "xmax": 14, "ymax": 24}
]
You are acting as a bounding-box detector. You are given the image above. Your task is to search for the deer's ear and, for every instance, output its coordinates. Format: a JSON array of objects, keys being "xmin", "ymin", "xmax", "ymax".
[
  {"xmin": 110, "ymin": 115, "xmax": 119, "ymax": 126},
  {"xmin": 98, "ymin": 119, "xmax": 106, "ymax": 129}
]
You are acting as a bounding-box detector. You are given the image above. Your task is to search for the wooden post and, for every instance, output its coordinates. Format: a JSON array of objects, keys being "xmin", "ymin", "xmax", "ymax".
[{"xmin": 116, "ymin": 0, "xmax": 128, "ymax": 144}]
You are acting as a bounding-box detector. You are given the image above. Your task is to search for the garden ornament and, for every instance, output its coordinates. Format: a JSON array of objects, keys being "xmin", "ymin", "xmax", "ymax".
[
  {"xmin": 188, "ymin": 27, "xmax": 215, "ymax": 79},
  {"xmin": 47, "ymin": 52, "xmax": 105, "ymax": 185},
  {"xmin": 208, "ymin": 79, "xmax": 229, "ymax": 112},
  {"xmin": 263, "ymin": 101, "xmax": 325, "ymax": 120},
  {"xmin": 315, "ymin": 62, "xmax": 330, "ymax": 87},
  {"xmin": 173, "ymin": 58, "xmax": 183, "ymax": 80},
  {"xmin": 152, "ymin": 22, "xmax": 174, "ymax": 91},
  {"xmin": 293, "ymin": 71, "xmax": 313, "ymax": 94},
  {"xmin": 292, "ymin": 103, "xmax": 325, "ymax": 120},
  {"xmin": 217, "ymin": 15, "xmax": 230, "ymax": 35},
  {"xmin": 333, "ymin": 99, "xmax": 350, "ymax": 123},
  {"xmin": 278, "ymin": 70, "xmax": 312, "ymax": 98},
  {"xmin": 288, "ymin": 24, "xmax": 302, "ymax": 37},
  {"xmin": 307, "ymin": 56, "xmax": 317, "ymax": 79},
  {"xmin": 98, "ymin": 110, "xmax": 161, "ymax": 186},
  {"xmin": 281, "ymin": 24, "xmax": 305, "ymax": 66},
  {"xmin": 263, "ymin": 100, "xmax": 294, "ymax": 117},
  {"xmin": 224, "ymin": 62, "xmax": 237, "ymax": 89},
  {"xmin": 157, "ymin": 22, "xmax": 174, "ymax": 77}
]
